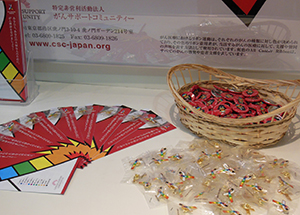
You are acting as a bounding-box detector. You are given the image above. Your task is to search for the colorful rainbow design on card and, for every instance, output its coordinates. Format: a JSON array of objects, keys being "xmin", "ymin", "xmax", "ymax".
[
  {"xmin": 0, "ymin": 48, "xmax": 27, "ymax": 101},
  {"xmin": 0, "ymin": 104, "xmax": 176, "ymax": 194}
]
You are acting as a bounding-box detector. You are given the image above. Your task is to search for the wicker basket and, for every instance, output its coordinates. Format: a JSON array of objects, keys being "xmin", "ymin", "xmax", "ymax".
[{"xmin": 167, "ymin": 64, "xmax": 300, "ymax": 148}]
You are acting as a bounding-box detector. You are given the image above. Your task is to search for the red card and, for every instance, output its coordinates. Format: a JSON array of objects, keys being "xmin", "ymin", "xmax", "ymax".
[
  {"xmin": 0, "ymin": 120, "xmax": 58, "ymax": 151},
  {"xmin": 73, "ymin": 104, "xmax": 105, "ymax": 147},
  {"xmin": 94, "ymin": 110, "xmax": 176, "ymax": 158},
  {"xmin": 43, "ymin": 107, "xmax": 85, "ymax": 145},
  {"xmin": 100, "ymin": 110, "xmax": 148, "ymax": 151},
  {"xmin": 0, "ymin": 133, "xmax": 50, "ymax": 153},
  {"xmin": 92, "ymin": 105, "xmax": 133, "ymax": 151},
  {"xmin": 17, "ymin": 112, "xmax": 71, "ymax": 147}
]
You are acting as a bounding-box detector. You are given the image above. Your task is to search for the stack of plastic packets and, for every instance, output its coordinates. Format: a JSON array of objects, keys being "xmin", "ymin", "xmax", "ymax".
[{"xmin": 122, "ymin": 138, "xmax": 300, "ymax": 215}]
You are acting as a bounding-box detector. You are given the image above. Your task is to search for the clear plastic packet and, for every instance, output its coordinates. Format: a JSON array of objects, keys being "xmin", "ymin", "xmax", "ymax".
[
  {"xmin": 176, "ymin": 138, "xmax": 208, "ymax": 152},
  {"xmin": 121, "ymin": 151, "xmax": 153, "ymax": 183},
  {"xmin": 122, "ymin": 157, "xmax": 174, "ymax": 209},
  {"xmin": 250, "ymin": 162, "xmax": 276, "ymax": 184},
  {"xmin": 175, "ymin": 138, "xmax": 235, "ymax": 173},
  {"xmin": 241, "ymin": 177, "xmax": 275, "ymax": 211},
  {"xmin": 121, "ymin": 139, "xmax": 300, "ymax": 214},
  {"xmin": 204, "ymin": 182, "xmax": 268, "ymax": 215},
  {"xmin": 275, "ymin": 176, "xmax": 300, "ymax": 202},
  {"xmin": 190, "ymin": 176, "xmax": 225, "ymax": 205},
  {"xmin": 166, "ymin": 146, "xmax": 195, "ymax": 163},
  {"xmin": 238, "ymin": 198, "xmax": 268, "ymax": 215},
  {"xmin": 158, "ymin": 176, "xmax": 188, "ymax": 200},
  {"xmin": 205, "ymin": 185, "xmax": 235, "ymax": 214},
  {"xmin": 176, "ymin": 161, "xmax": 203, "ymax": 183},
  {"xmin": 216, "ymin": 151, "xmax": 249, "ymax": 179},
  {"xmin": 199, "ymin": 155, "xmax": 243, "ymax": 186},
  {"xmin": 240, "ymin": 184, "xmax": 272, "ymax": 212},
  {"xmin": 134, "ymin": 170, "xmax": 163, "ymax": 193},
  {"xmin": 146, "ymin": 147, "xmax": 173, "ymax": 170},
  {"xmin": 157, "ymin": 160, "xmax": 204, "ymax": 201},
  {"xmin": 147, "ymin": 146, "xmax": 196, "ymax": 172},
  {"xmin": 288, "ymin": 163, "xmax": 300, "ymax": 182},
  {"xmin": 219, "ymin": 182, "xmax": 242, "ymax": 205},
  {"xmin": 193, "ymin": 140, "xmax": 235, "ymax": 171},
  {"xmin": 268, "ymin": 198, "xmax": 296, "ymax": 215},
  {"xmin": 227, "ymin": 155, "xmax": 266, "ymax": 190},
  {"xmin": 168, "ymin": 200, "xmax": 204, "ymax": 215},
  {"xmin": 270, "ymin": 158, "xmax": 300, "ymax": 182},
  {"xmin": 232, "ymin": 147, "xmax": 269, "ymax": 163},
  {"xmin": 235, "ymin": 203, "xmax": 267, "ymax": 215},
  {"xmin": 262, "ymin": 158, "xmax": 291, "ymax": 181},
  {"xmin": 141, "ymin": 181, "xmax": 178, "ymax": 209},
  {"xmin": 121, "ymin": 168, "xmax": 149, "ymax": 185}
]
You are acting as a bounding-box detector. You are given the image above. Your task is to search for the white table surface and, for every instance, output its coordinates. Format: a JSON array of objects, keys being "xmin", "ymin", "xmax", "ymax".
[{"xmin": 0, "ymin": 81, "xmax": 300, "ymax": 215}]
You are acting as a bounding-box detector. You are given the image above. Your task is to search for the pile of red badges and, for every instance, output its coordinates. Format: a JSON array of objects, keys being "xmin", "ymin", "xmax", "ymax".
[{"xmin": 180, "ymin": 85, "xmax": 283, "ymax": 123}]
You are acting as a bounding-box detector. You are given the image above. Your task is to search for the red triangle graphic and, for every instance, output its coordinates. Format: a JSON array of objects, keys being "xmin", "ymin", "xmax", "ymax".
[
  {"xmin": 232, "ymin": 0, "xmax": 257, "ymax": 15},
  {"xmin": 222, "ymin": 0, "xmax": 267, "ymax": 27}
]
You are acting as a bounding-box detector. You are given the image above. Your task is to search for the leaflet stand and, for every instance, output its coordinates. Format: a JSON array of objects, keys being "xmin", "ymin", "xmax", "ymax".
[{"xmin": 0, "ymin": 50, "xmax": 38, "ymax": 105}]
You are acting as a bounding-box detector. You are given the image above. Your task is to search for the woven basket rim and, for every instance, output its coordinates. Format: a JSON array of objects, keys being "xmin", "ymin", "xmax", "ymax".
[{"xmin": 167, "ymin": 63, "xmax": 300, "ymax": 126}]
